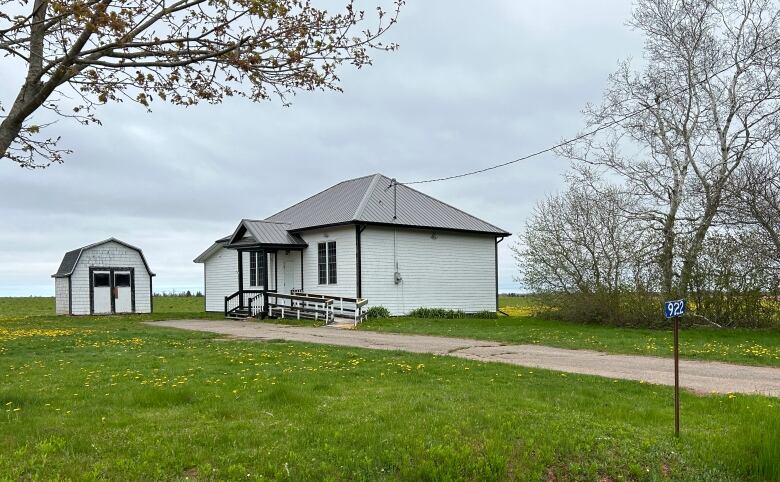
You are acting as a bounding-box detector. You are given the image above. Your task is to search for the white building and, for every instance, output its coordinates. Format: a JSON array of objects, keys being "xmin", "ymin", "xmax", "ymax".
[
  {"xmin": 194, "ymin": 174, "xmax": 510, "ymax": 317},
  {"xmin": 52, "ymin": 238, "xmax": 155, "ymax": 315}
]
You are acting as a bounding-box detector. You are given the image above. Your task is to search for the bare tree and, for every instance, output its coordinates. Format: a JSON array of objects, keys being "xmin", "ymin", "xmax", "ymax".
[
  {"xmin": 560, "ymin": 0, "xmax": 780, "ymax": 298},
  {"xmin": 514, "ymin": 180, "xmax": 652, "ymax": 296},
  {"xmin": 724, "ymin": 155, "xmax": 780, "ymax": 255},
  {"xmin": 0, "ymin": 0, "xmax": 402, "ymax": 168},
  {"xmin": 689, "ymin": 227, "xmax": 780, "ymax": 327}
]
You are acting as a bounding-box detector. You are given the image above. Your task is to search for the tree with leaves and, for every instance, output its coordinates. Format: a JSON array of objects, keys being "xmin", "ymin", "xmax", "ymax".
[{"xmin": 0, "ymin": 0, "xmax": 402, "ymax": 168}]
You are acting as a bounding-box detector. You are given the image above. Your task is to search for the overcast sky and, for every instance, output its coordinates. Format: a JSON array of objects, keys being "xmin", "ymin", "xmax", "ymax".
[{"xmin": 0, "ymin": 0, "xmax": 644, "ymax": 296}]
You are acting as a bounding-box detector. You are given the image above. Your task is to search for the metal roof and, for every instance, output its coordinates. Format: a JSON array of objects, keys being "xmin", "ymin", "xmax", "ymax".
[
  {"xmin": 266, "ymin": 173, "xmax": 510, "ymax": 235},
  {"xmin": 53, "ymin": 238, "xmax": 155, "ymax": 278},
  {"xmin": 192, "ymin": 239, "xmax": 228, "ymax": 263},
  {"xmin": 226, "ymin": 220, "xmax": 307, "ymax": 248}
]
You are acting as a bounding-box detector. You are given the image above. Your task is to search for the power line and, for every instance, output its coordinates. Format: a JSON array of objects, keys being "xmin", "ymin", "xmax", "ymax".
[{"xmin": 402, "ymin": 38, "xmax": 780, "ymax": 185}]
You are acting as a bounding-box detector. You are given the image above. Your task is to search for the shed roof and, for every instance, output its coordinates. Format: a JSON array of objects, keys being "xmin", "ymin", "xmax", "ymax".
[
  {"xmin": 52, "ymin": 238, "xmax": 155, "ymax": 278},
  {"xmin": 266, "ymin": 173, "xmax": 510, "ymax": 235}
]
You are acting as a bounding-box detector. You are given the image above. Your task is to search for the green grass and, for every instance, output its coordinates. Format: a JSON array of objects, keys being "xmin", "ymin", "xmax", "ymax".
[
  {"xmin": 360, "ymin": 316, "xmax": 780, "ymax": 367},
  {"xmin": 0, "ymin": 296, "xmax": 218, "ymax": 323},
  {"xmin": 499, "ymin": 294, "xmax": 537, "ymax": 308},
  {"xmin": 0, "ymin": 315, "xmax": 778, "ymax": 481}
]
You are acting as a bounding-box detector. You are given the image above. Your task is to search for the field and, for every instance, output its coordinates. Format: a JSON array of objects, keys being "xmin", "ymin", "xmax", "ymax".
[{"xmin": 0, "ymin": 296, "xmax": 778, "ymax": 480}]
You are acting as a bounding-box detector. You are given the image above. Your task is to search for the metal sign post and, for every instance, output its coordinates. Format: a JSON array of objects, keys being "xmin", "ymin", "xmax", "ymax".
[{"xmin": 664, "ymin": 299, "xmax": 686, "ymax": 437}]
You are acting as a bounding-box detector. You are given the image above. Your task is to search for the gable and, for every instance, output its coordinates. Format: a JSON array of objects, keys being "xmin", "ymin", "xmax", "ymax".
[
  {"xmin": 265, "ymin": 173, "xmax": 509, "ymax": 235},
  {"xmin": 53, "ymin": 238, "xmax": 155, "ymax": 277}
]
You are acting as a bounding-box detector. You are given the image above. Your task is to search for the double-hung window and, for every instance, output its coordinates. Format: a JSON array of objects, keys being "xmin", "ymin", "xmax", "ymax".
[
  {"xmin": 317, "ymin": 241, "xmax": 337, "ymax": 284},
  {"xmin": 249, "ymin": 251, "xmax": 265, "ymax": 287}
]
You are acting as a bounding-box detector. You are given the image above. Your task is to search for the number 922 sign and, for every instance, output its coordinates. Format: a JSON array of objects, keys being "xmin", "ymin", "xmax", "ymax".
[{"xmin": 664, "ymin": 299, "xmax": 686, "ymax": 319}]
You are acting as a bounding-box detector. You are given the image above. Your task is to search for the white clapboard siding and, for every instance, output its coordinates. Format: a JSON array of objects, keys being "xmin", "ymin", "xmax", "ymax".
[
  {"xmin": 203, "ymin": 247, "xmax": 307, "ymax": 311},
  {"xmin": 55, "ymin": 277, "xmax": 70, "ymax": 315},
  {"xmin": 360, "ymin": 226, "xmax": 496, "ymax": 315},
  {"xmin": 204, "ymin": 246, "xmax": 239, "ymax": 312},
  {"xmin": 70, "ymin": 241, "xmax": 153, "ymax": 315},
  {"xmin": 299, "ymin": 226, "xmax": 356, "ymax": 298},
  {"xmin": 276, "ymin": 250, "xmax": 303, "ymax": 294}
]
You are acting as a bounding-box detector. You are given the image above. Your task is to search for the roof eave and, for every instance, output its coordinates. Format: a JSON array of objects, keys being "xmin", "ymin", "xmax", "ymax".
[{"xmin": 287, "ymin": 220, "xmax": 510, "ymax": 237}]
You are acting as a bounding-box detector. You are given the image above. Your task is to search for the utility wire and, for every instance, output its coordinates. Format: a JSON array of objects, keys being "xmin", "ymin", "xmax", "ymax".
[{"xmin": 402, "ymin": 38, "xmax": 780, "ymax": 185}]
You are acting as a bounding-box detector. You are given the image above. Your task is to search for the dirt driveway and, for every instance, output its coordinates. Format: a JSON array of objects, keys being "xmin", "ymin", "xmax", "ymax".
[{"xmin": 147, "ymin": 319, "xmax": 780, "ymax": 397}]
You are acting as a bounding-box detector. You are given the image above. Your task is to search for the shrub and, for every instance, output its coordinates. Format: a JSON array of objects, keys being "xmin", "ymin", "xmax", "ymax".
[
  {"xmin": 408, "ymin": 308, "xmax": 497, "ymax": 319},
  {"xmin": 366, "ymin": 306, "xmax": 391, "ymax": 319}
]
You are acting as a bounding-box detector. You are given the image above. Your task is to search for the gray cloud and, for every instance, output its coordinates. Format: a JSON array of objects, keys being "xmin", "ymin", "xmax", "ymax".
[{"xmin": 0, "ymin": 0, "xmax": 644, "ymax": 295}]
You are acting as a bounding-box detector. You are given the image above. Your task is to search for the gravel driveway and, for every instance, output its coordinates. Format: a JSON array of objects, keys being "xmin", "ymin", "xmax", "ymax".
[{"xmin": 147, "ymin": 319, "xmax": 780, "ymax": 397}]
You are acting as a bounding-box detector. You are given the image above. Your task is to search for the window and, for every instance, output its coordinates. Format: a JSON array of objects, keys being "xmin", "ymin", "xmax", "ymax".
[
  {"xmin": 94, "ymin": 273, "xmax": 110, "ymax": 287},
  {"xmin": 249, "ymin": 251, "xmax": 265, "ymax": 287},
  {"xmin": 318, "ymin": 243, "xmax": 327, "ymax": 284},
  {"xmin": 318, "ymin": 241, "xmax": 337, "ymax": 285},
  {"xmin": 114, "ymin": 273, "xmax": 131, "ymax": 287},
  {"xmin": 250, "ymin": 251, "xmax": 257, "ymax": 286},
  {"xmin": 327, "ymin": 241, "xmax": 337, "ymax": 284}
]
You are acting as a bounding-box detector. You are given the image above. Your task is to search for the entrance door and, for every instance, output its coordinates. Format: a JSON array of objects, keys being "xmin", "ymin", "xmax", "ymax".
[
  {"xmin": 114, "ymin": 271, "xmax": 133, "ymax": 313},
  {"xmin": 283, "ymin": 261, "xmax": 295, "ymax": 294},
  {"xmin": 92, "ymin": 271, "xmax": 112, "ymax": 314}
]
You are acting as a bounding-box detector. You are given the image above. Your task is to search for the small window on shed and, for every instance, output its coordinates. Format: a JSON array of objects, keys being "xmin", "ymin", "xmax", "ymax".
[
  {"xmin": 94, "ymin": 273, "xmax": 110, "ymax": 287},
  {"xmin": 115, "ymin": 273, "xmax": 131, "ymax": 287}
]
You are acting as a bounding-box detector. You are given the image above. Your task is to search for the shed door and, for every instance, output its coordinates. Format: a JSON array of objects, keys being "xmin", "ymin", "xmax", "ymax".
[
  {"xmin": 114, "ymin": 271, "xmax": 133, "ymax": 313},
  {"xmin": 93, "ymin": 271, "xmax": 112, "ymax": 314}
]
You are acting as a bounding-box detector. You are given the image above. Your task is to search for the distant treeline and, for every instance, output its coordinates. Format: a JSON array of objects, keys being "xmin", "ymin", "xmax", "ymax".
[{"xmin": 153, "ymin": 290, "xmax": 203, "ymax": 297}]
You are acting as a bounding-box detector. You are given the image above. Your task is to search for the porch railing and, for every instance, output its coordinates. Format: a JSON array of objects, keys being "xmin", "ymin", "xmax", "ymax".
[
  {"xmin": 296, "ymin": 292, "xmax": 368, "ymax": 325},
  {"xmin": 224, "ymin": 289, "xmax": 265, "ymax": 317},
  {"xmin": 224, "ymin": 289, "xmax": 368, "ymax": 325},
  {"xmin": 265, "ymin": 292, "xmax": 334, "ymax": 324}
]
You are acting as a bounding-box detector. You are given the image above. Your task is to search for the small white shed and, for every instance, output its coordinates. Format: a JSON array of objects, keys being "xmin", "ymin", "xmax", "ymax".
[{"xmin": 52, "ymin": 238, "xmax": 155, "ymax": 315}]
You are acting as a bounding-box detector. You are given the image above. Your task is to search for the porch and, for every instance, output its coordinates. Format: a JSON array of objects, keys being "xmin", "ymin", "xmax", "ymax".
[
  {"xmin": 222, "ymin": 219, "xmax": 367, "ymax": 325},
  {"xmin": 224, "ymin": 290, "xmax": 368, "ymax": 326}
]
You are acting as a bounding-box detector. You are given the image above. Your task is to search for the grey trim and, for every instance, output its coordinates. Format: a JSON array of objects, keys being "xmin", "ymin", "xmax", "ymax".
[{"xmin": 67, "ymin": 277, "xmax": 72, "ymax": 316}]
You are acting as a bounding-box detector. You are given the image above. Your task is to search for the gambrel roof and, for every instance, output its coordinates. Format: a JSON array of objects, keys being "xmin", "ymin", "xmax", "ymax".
[
  {"xmin": 53, "ymin": 238, "xmax": 155, "ymax": 278},
  {"xmin": 266, "ymin": 173, "xmax": 509, "ymax": 235}
]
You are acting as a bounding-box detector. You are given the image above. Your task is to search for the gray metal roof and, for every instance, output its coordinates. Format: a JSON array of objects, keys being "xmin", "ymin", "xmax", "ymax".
[
  {"xmin": 53, "ymin": 238, "xmax": 155, "ymax": 277},
  {"xmin": 227, "ymin": 220, "xmax": 307, "ymax": 248},
  {"xmin": 265, "ymin": 173, "xmax": 510, "ymax": 235}
]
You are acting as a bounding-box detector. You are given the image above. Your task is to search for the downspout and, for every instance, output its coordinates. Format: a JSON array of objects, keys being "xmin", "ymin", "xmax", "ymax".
[
  {"xmin": 496, "ymin": 236, "xmax": 508, "ymax": 316},
  {"xmin": 150, "ymin": 273, "xmax": 154, "ymax": 314},
  {"xmin": 67, "ymin": 276, "xmax": 72, "ymax": 316},
  {"xmin": 356, "ymin": 224, "xmax": 366, "ymax": 298}
]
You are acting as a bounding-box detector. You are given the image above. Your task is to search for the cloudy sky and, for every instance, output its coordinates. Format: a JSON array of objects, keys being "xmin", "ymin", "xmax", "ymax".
[{"xmin": 0, "ymin": 0, "xmax": 644, "ymax": 296}]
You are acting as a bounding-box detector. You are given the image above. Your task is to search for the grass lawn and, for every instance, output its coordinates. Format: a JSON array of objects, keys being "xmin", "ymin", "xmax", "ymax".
[
  {"xmin": 0, "ymin": 312, "xmax": 778, "ymax": 481},
  {"xmin": 0, "ymin": 295, "xmax": 218, "ymax": 323}
]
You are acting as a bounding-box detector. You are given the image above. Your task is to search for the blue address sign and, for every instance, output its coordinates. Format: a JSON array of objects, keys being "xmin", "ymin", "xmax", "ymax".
[{"xmin": 664, "ymin": 299, "xmax": 686, "ymax": 319}]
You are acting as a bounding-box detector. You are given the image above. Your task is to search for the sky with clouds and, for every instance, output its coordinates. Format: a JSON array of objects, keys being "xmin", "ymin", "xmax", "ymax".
[{"xmin": 0, "ymin": 0, "xmax": 645, "ymax": 296}]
